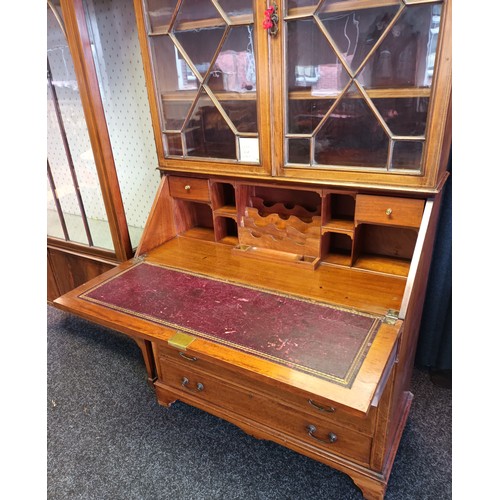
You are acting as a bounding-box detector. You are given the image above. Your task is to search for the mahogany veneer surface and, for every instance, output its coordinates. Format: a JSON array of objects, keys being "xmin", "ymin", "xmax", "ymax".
[{"xmin": 82, "ymin": 262, "xmax": 381, "ymax": 387}]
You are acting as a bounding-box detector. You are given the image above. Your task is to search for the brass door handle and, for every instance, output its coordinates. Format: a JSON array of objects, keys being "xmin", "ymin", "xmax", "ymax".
[
  {"xmin": 179, "ymin": 352, "xmax": 198, "ymax": 362},
  {"xmin": 308, "ymin": 399, "xmax": 335, "ymax": 413},
  {"xmin": 306, "ymin": 424, "xmax": 337, "ymax": 444}
]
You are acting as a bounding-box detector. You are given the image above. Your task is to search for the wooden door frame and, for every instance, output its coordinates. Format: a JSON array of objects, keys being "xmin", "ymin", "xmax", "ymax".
[{"xmin": 51, "ymin": 0, "xmax": 134, "ymax": 262}]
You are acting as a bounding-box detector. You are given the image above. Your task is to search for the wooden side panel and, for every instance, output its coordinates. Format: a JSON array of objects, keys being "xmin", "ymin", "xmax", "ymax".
[
  {"xmin": 135, "ymin": 175, "xmax": 177, "ymax": 256},
  {"xmin": 385, "ymin": 189, "xmax": 445, "ymax": 463}
]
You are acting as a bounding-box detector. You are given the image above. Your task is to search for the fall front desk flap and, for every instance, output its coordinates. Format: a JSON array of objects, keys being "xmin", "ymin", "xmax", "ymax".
[{"xmin": 75, "ymin": 261, "xmax": 396, "ymax": 388}]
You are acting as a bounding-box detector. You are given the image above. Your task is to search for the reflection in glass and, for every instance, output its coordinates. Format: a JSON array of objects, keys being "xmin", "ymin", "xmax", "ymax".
[
  {"xmin": 287, "ymin": 17, "xmax": 349, "ymax": 137},
  {"xmin": 287, "ymin": 0, "xmax": 316, "ymax": 14},
  {"xmin": 84, "ymin": 0, "xmax": 159, "ymax": 248},
  {"xmin": 288, "ymin": 138, "xmax": 311, "ymax": 164},
  {"xmin": 47, "ymin": 3, "xmax": 113, "ymax": 250},
  {"xmin": 162, "ymin": 99, "xmax": 196, "ymax": 131},
  {"xmin": 151, "ymin": 36, "xmax": 198, "ymax": 130},
  {"xmin": 174, "ymin": 0, "xmax": 224, "ymax": 28},
  {"xmin": 174, "ymin": 27, "xmax": 226, "ymax": 79},
  {"xmin": 208, "ymin": 26, "xmax": 256, "ymax": 92},
  {"xmin": 359, "ymin": 3, "xmax": 442, "ymax": 89},
  {"xmin": 391, "ymin": 140, "xmax": 423, "ymax": 170},
  {"xmin": 318, "ymin": 4, "xmax": 400, "ymax": 75},
  {"xmin": 217, "ymin": 101, "xmax": 257, "ymax": 133},
  {"xmin": 314, "ymin": 85, "xmax": 388, "ymax": 168},
  {"xmin": 372, "ymin": 97, "xmax": 429, "ymax": 136},
  {"xmin": 146, "ymin": 0, "xmax": 177, "ymax": 33},
  {"xmin": 218, "ymin": 0, "xmax": 253, "ymax": 20},
  {"xmin": 166, "ymin": 133, "xmax": 184, "ymax": 155},
  {"xmin": 288, "ymin": 99, "xmax": 335, "ymax": 135},
  {"xmin": 288, "ymin": 18, "xmax": 350, "ymax": 95},
  {"xmin": 185, "ymin": 90, "xmax": 237, "ymax": 159}
]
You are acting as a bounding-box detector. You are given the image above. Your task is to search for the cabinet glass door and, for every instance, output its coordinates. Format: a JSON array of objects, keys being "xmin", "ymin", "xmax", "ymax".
[
  {"xmin": 47, "ymin": 1, "xmax": 114, "ymax": 250},
  {"xmin": 142, "ymin": 0, "xmax": 263, "ymax": 165},
  {"xmin": 283, "ymin": 0, "xmax": 443, "ymax": 173}
]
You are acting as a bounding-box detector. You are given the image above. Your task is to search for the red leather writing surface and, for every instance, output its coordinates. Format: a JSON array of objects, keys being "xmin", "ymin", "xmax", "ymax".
[{"xmin": 81, "ymin": 263, "xmax": 381, "ymax": 387}]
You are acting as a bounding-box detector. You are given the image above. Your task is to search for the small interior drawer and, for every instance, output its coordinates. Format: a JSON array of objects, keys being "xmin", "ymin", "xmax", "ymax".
[
  {"xmin": 169, "ymin": 176, "xmax": 210, "ymax": 202},
  {"xmin": 355, "ymin": 195, "xmax": 424, "ymax": 228}
]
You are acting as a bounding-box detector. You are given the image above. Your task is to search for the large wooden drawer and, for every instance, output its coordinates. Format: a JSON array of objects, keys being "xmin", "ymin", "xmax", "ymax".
[
  {"xmin": 156, "ymin": 342, "xmax": 377, "ymax": 437},
  {"xmin": 355, "ymin": 194, "xmax": 424, "ymax": 228},
  {"xmin": 169, "ymin": 176, "xmax": 211, "ymax": 202},
  {"xmin": 155, "ymin": 360, "xmax": 373, "ymax": 465}
]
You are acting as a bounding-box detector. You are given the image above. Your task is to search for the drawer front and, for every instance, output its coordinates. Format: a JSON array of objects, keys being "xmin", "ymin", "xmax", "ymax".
[
  {"xmin": 169, "ymin": 176, "xmax": 210, "ymax": 202},
  {"xmin": 355, "ymin": 195, "xmax": 424, "ymax": 228},
  {"xmin": 157, "ymin": 360, "xmax": 372, "ymax": 465},
  {"xmin": 156, "ymin": 343, "xmax": 376, "ymax": 436}
]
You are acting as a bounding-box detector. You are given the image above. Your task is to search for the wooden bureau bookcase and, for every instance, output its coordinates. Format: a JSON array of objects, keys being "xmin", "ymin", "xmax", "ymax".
[{"xmin": 53, "ymin": 1, "xmax": 452, "ymax": 498}]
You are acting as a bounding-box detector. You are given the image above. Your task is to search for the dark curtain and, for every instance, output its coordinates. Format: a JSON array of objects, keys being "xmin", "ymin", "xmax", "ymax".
[{"xmin": 415, "ymin": 151, "xmax": 452, "ymax": 374}]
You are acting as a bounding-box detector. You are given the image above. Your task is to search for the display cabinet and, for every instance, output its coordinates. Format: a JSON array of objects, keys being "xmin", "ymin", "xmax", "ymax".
[
  {"xmin": 53, "ymin": 1, "xmax": 452, "ymax": 498},
  {"xmin": 135, "ymin": 0, "xmax": 451, "ymax": 189}
]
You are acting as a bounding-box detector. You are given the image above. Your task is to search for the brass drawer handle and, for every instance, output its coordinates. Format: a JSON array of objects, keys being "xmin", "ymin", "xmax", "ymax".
[
  {"xmin": 184, "ymin": 184, "xmax": 191, "ymax": 192},
  {"xmin": 181, "ymin": 377, "xmax": 204, "ymax": 392},
  {"xmin": 385, "ymin": 208, "xmax": 393, "ymax": 216},
  {"xmin": 308, "ymin": 399, "xmax": 335, "ymax": 413},
  {"xmin": 306, "ymin": 424, "xmax": 337, "ymax": 444},
  {"xmin": 179, "ymin": 352, "xmax": 198, "ymax": 362}
]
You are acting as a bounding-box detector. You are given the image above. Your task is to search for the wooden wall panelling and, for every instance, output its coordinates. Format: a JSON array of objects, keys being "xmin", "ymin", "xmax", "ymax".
[
  {"xmin": 47, "ymin": 247, "xmax": 116, "ymax": 300},
  {"xmin": 47, "ymin": 252, "xmax": 61, "ymax": 302}
]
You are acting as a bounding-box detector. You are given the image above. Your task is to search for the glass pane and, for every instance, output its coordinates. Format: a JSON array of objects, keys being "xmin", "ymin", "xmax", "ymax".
[
  {"xmin": 287, "ymin": 0, "xmax": 316, "ymax": 15},
  {"xmin": 174, "ymin": 27, "xmax": 226, "ymax": 78},
  {"xmin": 288, "ymin": 18, "xmax": 350, "ymax": 94},
  {"xmin": 150, "ymin": 35, "xmax": 199, "ymax": 130},
  {"xmin": 145, "ymin": 0, "xmax": 177, "ymax": 33},
  {"xmin": 287, "ymin": 18, "xmax": 349, "ymax": 134},
  {"xmin": 83, "ymin": 0, "xmax": 160, "ymax": 249},
  {"xmin": 208, "ymin": 26, "xmax": 256, "ymax": 92},
  {"xmin": 174, "ymin": 0, "xmax": 224, "ymax": 29},
  {"xmin": 318, "ymin": 3, "xmax": 400, "ymax": 74},
  {"xmin": 185, "ymin": 90, "xmax": 237, "ymax": 159},
  {"xmin": 288, "ymin": 99, "xmax": 335, "ymax": 135},
  {"xmin": 288, "ymin": 138, "xmax": 310, "ymax": 164},
  {"xmin": 216, "ymin": 101, "xmax": 257, "ymax": 133},
  {"xmin": 47, "ymin": 177, "xmax": 66, "ymax": 240},
  {"xmin": 391, "ymin": 140, "xmax": 423, "ymax": 170},
  {"xmin": 146, "ymin": 0, "xmax": 260, "ymax": 164},
  {"xmin": 207, "ymin": 25, "xmax": 257, "ymax": 133},
  {"xmin": 47, "ymin": 4, "xmax": 114, "ymax": 250},
  {"xmin": 218, "ymin": 0, "xmax": 253, "ymax": 21},
  {"xmin": 166, "ymin": 133, "xmax": 184, "ymax": 155},
  {"xmin": 359, "ymin": 3, "xmax": 443, "ymax": 89},
  {"xmin": 314, "ymin": 84, "xmax": 389, "ymax": 168},
  {"xmin": 372, "ymin": 97, "xmax": 429, "ymax": 136}
]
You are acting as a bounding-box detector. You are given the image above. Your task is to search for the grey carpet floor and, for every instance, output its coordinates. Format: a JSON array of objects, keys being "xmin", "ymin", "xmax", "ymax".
[{"xmin": 47, "ymin": 305, "xmax": 451, "ymax": 500}]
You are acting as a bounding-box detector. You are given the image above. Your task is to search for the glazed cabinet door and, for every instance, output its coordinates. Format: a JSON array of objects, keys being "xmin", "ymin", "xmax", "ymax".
[
  {"xmin": 274, "ymin": 0, "xmax": 451, "ymax": 189},
  {"xmin": 134, "ymin": 0, "xmax": 273, "ymax": 175}
]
